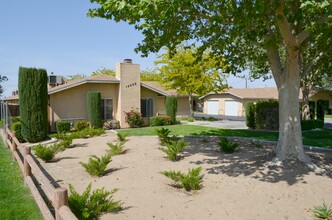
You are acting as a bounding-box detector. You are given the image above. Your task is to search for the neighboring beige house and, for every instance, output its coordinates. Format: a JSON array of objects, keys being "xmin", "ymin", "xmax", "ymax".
[
  {"xmin": 4, "ymin": 60, "xmax": 193, "ymax": 130},
  {"xmin": 201, "ymin": 87, "xmax": 332, "ymax": 117}
]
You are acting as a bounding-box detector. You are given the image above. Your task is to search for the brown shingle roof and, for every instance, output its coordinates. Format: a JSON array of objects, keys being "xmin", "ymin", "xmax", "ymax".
[
  {"xmin": 141, "ymin": 81, "xmax": 198, "ymax": 97},
  {"xmin": 48, "ymin": 74, "xmax": 119, "ymax": 94},
  {"xmin": 227, "ymin": 87, "xmax": 279, "ymax": 99},
  {"xmin": 201, "ymin": 87, "xmax": 304, "ymax": 100}
]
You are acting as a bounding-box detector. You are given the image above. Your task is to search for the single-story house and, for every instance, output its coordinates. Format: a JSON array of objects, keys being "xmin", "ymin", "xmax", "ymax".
[
  {"xmin": 4, "ymin": 59, "xmax": 194, "ymax": 131},
  {"xmin": 201, "ymin": 87, "xmax": 332, "ymax": 117}
]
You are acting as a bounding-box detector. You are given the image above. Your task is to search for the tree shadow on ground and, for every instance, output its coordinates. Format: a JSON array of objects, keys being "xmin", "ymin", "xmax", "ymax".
[{"xmin": 182, "ymin": 136, "xmax": 332, "ymax": 185}]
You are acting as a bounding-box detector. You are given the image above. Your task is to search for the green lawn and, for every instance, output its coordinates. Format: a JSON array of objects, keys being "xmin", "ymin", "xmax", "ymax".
[
  {"xmin": 119, "ymin": 125, "xmax": 332, "ymax": 149},
  {"xmin": 0, "ymin": 139, "xmax": 42, "ymax": 220},
  {"xmin": 325, "ymin": 115, "xmax": 332, "ymax": 118}
]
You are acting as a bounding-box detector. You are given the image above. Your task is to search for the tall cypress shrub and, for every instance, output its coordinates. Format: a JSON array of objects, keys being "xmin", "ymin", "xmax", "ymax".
[
  {"xmin": 87, "ymin": 92, "xmax": 102, "ymax": 128},
  {"xmin": 317, "ymin": 100, "xmax": 329, "ymax": 121},
  {"xmin": 18, "ymin": 67, "xmax": 48, "ymax": 143},
  {"xmin": 245, "ymin": 102, "xmax": 256, "ymax": 129},
  {"xmin": 166, "ymin": 96, "xmax": 177, "ymax": 124}
]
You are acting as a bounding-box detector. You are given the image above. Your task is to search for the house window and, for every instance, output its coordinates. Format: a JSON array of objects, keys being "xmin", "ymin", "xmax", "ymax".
[
  {"xmin": 101, "ymin": 99, "xmax": 113, "ymax": 120},
  {"xmin": 141, "ymin": 98, "xmax": 153, "ymax": 117}
]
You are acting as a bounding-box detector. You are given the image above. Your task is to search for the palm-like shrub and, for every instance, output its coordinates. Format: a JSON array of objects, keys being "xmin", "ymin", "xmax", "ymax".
[
  {"xmin": 219, "ymin": 137, "xmax": 239, "ymax": 153},
  {"xmin": 80, "ymin": 154, "xmax": 112, "ymax": 176},
  {"xmin": 160, "ymin": 140, "xmax": 188, "ymax": 161},
  {"xmin": 116, "ymin": 132, "xmax": 128, "ymax": 143},
  {"xmin": 68, "ymin": 183, "xmax": 122, "ymax": 220},
  {"xmin": 312, "ymin": 201, "xmax": 332, "ymax": 220},
  {"xmin": 155, "ymin": 127, "xmax": 172, "ymax": 144},
  {"xmin": 107, "ymin": 142, "xmax": 125, "ymax": 156},
  {"xmin": 161, "ymin": 167, "xmax": 203, "ymax": 191},
  {"xmin": 33, "ymin": 144, "xmax": 64, "ymax": 162}
]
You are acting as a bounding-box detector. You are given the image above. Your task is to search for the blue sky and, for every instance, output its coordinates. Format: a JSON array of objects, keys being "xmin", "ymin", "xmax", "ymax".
[{"xmin": 0, "ymin": 0, "xmax": 275, "ymax": 97}]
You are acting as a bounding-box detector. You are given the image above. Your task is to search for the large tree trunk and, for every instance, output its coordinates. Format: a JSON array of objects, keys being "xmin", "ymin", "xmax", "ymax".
[
  {"xmin": 188, "ymin": 93, "xmax": 194, "ymax": 117},
  {"xmin": 272, "ymin": 48, "xmax": 312, "ymax": 165}
]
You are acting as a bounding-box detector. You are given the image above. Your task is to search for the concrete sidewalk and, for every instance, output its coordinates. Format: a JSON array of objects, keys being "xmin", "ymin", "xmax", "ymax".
[{"xmin": 183, "ymin": 120, "xmax": 248, "ymax": 129}]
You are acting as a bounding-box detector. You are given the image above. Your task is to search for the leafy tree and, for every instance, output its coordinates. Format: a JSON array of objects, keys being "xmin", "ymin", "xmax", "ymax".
[
  {"xmin": 155, "ymin": 46, "xmax": 228, "ymax": 116},
  {"xmin": 18, "ymin": 67, "xmax": 48, "ymax": 143},
  {"xmin": 300, "ymin": 30, "xmax": 332, "ymax": 120},
  {"xmin": 88, "ymin": 1, "xmax": 332, "ymax": 169},
  {"xmin": 91, "ymin": 67, "xmax": 115, "ymax": 76},
  {"xmin": 66, "ymin": 73, "xmax": 86, "ymax": 81},
  {"xmin": 140, "ymin": 68, "xmax": 161, "ymax": 81},
  {"xmin": 0, "ymin": 75, "xmax": 8, "ymax": 95}
]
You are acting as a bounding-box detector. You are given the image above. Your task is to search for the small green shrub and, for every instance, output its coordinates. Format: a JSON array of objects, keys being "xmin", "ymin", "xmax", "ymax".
[
  {"xmin": 0, "ymin": 119, "xmax": 4, "ymax": 128},
  {"xmin": 188, "ymin": 117, "xmax": 195, "ymax": 122},
  {"xmin": 80, "ymin": 154, "xmax": 112, "ymax": 177},
  {"xmin": 124, "ymin": 110, "xmax": 144, "ymax": 128},
  {"xmin": 11, "ymin": 116, "xmax": 21, "ymax": 123},
  {"xmin": 246, "ymin": 102, "xmax": 256, "ymax": 129},
  {"xmin": 175, "ymin": 119, "xmax": 181, "ymax": 124},
  {"xmin": 68, "ymin": 183, "xmax": 122, "ymax": 220},
  {"xmin": 208, "ymin": 117, "xmax": 215, "ymax": 121},
  {"xmin": 12, "ymin": 121, "xmax": 25, "ymax": 143},
  {"xmin": 219, "ymin": 137, "xmax": 239, "ymax": 153},
  {"xmin": 155, "ymin": 128, "xmax": 172, "ymax": 144},
  {"xmin": 117, "ymin": 132, "xmax": 128, "ymax": 143},
  {"xmin": 56, "ymin": 121, "xmax": 71, "ymax": 134},
  {"xmin": 160, "ymin": 140, "xmax": 188, "ymax": 161},
  {"xmin": 74, "ymin": 120, "xmax": 90, "ymax": 131},
  {"xmin": 301, "ymin": 120, "xmax": 324, "ymax": 131},
  {"xmin": 201, "ymin": 117, "xmax": 206, "ymax": 121},
  {"xmin": 107, "ymin": 142, "xmax": 125, "ymax": 156},
  {"xmin": 33, "ymin": 144, "xmax": 62, "ymax": 162},
  {"xmin": 161, "ymin": 167, "xmax": 203, "ymax": 191},
  {"xmin": 149, "ymin": 116, "xmax": 173, "ymax": 126},
  {"xmin": 312, "ymin": 201, "xmax": 332, "ymax": 220},
  {"xmin": 181, "ymin": 116, "xmax": 188, "ymax": 121},
  {"xmin": 52, "ymin": 128, "xmax": 105, "ymax": 141}
]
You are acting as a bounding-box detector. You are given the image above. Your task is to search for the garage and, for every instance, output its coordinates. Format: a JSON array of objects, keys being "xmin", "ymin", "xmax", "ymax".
[
  {"xmin": 225, "ymin": 101, "xmax": 239, "ymax": 116},
  {"xmin": 207, "ymin": 100, "xmax": 219, "ymax": 115}
]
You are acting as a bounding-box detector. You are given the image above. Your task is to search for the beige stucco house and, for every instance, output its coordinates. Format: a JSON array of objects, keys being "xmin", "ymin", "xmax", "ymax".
[
  {"xmin": 201, "ymin": 87, "xmax": 332, "ymax": 117},
  {"xmin": 4, "ymin": 60, "xmax": 192, "ymax": 131}
]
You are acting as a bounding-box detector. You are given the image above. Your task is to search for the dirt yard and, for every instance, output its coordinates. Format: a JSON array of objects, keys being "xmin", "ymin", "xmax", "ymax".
[{"xmin": 40, "ymin": 131, "xmax": 332, "ymax": 220}]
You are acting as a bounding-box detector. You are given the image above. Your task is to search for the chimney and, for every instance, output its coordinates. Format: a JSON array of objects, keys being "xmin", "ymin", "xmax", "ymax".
[
  {"xmin": 123, "ymin": 59, "xmax": 132, "ymax": 64},
  {"xmin": 115, "ymin": 59, "xmax": 141, "ymax": 127}
]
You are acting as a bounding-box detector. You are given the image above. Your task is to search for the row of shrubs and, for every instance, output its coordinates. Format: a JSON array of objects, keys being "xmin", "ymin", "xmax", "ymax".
[
  {"xmin": 246, "ymin": 100, "xmax": 326, "ymax": 131},
  {"xmin": 56, "ymin": 119, "xmax": 120, "ymax": 134}
]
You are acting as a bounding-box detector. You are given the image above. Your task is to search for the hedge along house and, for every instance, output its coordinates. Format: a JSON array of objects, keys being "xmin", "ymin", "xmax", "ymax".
[
  {"xmin": 201, "ymin": 87, "xmax": 332, "ymax": 117},
  {"xmin": 4, "ymin": 59, "xmax": 192, "ymax": 131}
]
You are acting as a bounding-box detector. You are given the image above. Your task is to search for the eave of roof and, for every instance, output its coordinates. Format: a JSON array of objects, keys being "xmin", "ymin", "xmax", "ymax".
[
  {"xmin": 48, "ymin": 79, "xmax": 119, "ymax": 94},
  {"xmin": 141, "ymin": 82, "xmax": 168, "ymax": 96}
]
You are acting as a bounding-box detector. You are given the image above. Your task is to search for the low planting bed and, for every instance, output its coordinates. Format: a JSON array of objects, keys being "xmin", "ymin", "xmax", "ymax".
[{"xmin": 40, "ymin": 132, "xmax": 332, "ymax": 220}]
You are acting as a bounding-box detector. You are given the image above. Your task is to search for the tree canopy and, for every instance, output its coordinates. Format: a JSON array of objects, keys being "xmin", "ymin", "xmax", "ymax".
[
  {"xmin": 155, "ymin": 45, "xmax": 228, "ymax": 116},
  {"xmin": 89, "ymin": 0, "xmax": 332, "ymax": 169},
  {"xmin": 0, "ymin": 75, "xmax": 8, "ymax": 95}
]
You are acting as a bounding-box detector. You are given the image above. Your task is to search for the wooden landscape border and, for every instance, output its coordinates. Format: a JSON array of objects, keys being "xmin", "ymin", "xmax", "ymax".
[{"xmin": 5, "ymin": 127, "xmax": 77, "ymax": 220}]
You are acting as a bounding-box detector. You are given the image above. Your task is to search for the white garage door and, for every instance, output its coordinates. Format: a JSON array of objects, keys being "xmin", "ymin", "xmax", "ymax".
[
  {"xmin": 207, "ymin": 101, "xmax": 219, "ymax": 115},
  {"xmin": 225, "ymin": 101, "xmax": 239, "ymax": 116}
]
